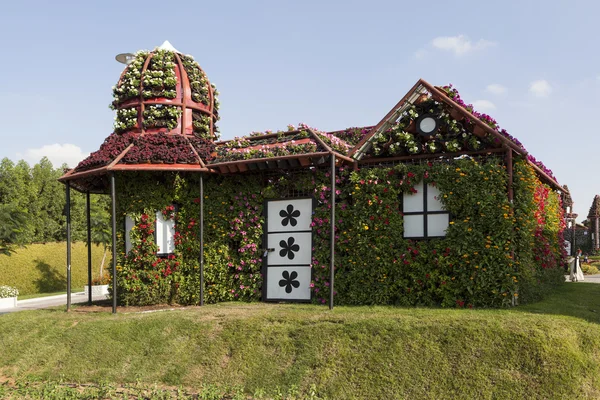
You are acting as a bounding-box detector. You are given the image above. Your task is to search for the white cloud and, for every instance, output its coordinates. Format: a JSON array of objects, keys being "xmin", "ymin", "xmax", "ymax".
[
  {"xmin": 529, "ymin": 80, "xmax": 552, "ymax": 97},
  {"xmin": 486, "ymin": 84, "xmax": 507, "ymax": 95},
  {"xmin": 471, "ymin": 100, "xmax": 496, "ymax": 111},
  {"xmin": 414, "ymin": 49, "xmax": 428, "ymax": 60},
  {"xmin": 431, "ymin": 35, "xmax": 496, "ymax": 56},
  {"xmin": 18, "ymin": 144, "xmax": 89, "ymax": 168}
]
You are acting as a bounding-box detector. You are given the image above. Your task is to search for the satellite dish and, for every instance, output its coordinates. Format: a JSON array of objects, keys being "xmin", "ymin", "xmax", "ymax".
[{"xmin": 115, "ymin": 53, "xmax": 136, "ymax": 65}]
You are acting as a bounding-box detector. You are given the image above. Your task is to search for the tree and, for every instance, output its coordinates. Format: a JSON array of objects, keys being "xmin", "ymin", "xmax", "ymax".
[{"xmin": 0, "ymin": 204, "xmax": 27, "ymax": 255}]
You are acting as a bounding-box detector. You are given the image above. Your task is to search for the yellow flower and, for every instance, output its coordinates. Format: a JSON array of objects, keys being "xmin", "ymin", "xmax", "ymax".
[{"xmin": 364, "ymin": 225, "xmax": 369, "ymax": 230}]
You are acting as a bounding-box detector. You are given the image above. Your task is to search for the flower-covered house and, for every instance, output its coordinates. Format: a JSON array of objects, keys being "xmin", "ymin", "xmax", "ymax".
[{"xmin": 60, "ymin": 42, "xmax": 568, "ymax": 311}]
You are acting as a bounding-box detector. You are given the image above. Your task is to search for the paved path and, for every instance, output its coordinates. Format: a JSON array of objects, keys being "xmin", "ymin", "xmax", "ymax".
[
  {"xmin": 0, "ymin": 292, "xmax": 109, "ymax": 315},
  {"xmin": 565, "ymin": 274, "xmax": 600, "ymax": 283}
]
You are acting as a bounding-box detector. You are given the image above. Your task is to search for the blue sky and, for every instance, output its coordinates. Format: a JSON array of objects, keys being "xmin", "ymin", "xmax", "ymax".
[{"xmin": 1, "ymin": 0, "xmax": 598, "ymax": 220}]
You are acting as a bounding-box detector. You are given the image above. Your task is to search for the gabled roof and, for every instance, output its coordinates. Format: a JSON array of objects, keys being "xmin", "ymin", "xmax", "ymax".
[
  {"xmin": 206, "ymin": 126, "xmax": 354, "ymax": 174},
  {"xmin": 349, "ymin": 79, "xmax": 565, "ymax": 193}
]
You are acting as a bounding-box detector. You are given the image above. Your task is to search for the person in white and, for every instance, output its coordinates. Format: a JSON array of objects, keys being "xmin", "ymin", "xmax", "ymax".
[{"xmin": 570, "ymin": 250, "xmax": 585, "ymax": 282}]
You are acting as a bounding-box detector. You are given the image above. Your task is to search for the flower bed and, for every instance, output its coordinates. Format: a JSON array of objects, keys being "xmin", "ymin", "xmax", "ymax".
[{"xmin": 0, "ymin": 285, "xmax": 18, "ymax": 308}]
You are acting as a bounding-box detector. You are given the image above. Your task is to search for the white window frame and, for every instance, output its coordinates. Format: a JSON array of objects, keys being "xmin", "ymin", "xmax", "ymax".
[
  {"xmin": 125, "ymin": 215, "xmax": 135, "ymax": 254},
  {"xmin": 402, "ymin": 182, "xmax": 450, "ymax": 239},
  {"xmin": 124, "ymin": 207, "xmax": 177, "ymax": 257},
  {"xmin": 155, "ymin": 209, "xmax": 176, "ymax": 256}
]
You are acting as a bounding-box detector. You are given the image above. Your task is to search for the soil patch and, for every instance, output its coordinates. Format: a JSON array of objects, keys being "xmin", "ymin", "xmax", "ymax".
[{"xmin": 72, "ymin": 299, "xmax": 187, "ymax": 314}]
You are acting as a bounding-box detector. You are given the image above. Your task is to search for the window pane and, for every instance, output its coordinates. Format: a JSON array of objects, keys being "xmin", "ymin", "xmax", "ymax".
[
  {"xmin": 427, "ymin": 214, "xmax": 449, "ymax": 237},
  {"xmin": 426, "ymin": 184, "xmax": 444, "ymax": 212},
  {"xmin": 155, "ymin": 211, "xmax": 175, "ymax": 254},
  {"xmin": 403, "ymin": 181, "xmax": 424, "ymax": 212},
  {"xmin": 404, "ymin": 214, "xmax": 424, "ymax": 238},
  {"xmin": 125, "ymin": 215, "xmax": 134, "ymax": 254}
]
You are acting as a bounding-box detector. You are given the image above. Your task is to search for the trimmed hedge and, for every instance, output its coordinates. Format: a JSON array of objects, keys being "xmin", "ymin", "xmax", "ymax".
[{"xmin": 0, "ymin": 242, "xmax": 107, "ymax": 296}]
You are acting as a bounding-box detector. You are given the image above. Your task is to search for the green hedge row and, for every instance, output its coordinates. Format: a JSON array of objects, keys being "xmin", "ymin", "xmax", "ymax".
[{"xmin": 0, "ymin": 242, "xmax": 107, "ymax": 296}]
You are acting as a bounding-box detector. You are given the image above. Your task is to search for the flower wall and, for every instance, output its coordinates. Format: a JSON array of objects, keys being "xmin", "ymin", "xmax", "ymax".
[{"xmin": 112, "ymin": 156, "xmax": 565, "ymax": 308}]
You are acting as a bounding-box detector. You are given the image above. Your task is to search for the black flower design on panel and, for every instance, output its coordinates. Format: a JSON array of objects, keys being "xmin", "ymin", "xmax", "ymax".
[
  {"xmin": 279, "ymin": 270, "xmax": 300, "ymax": 293},
  {"xmin": 279, "ymin": 236, "xmax": 300, "ymax": 260},
  {"xmin": 280, "ymin": 204, "xmax": 301, "ymax": 227}
]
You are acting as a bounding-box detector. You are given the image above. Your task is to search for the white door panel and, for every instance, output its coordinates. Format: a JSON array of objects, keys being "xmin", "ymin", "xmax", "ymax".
[
  {"xmin": 267, "ymin": 199, "xmax": 312, "ymax": 232},
  {"xmin": 266, "ymin": 267, "xmax": 311, "ymax": 300},
  {"xmin": 267, "ymin": 232, "xmax": 312, "ymax": 265}
]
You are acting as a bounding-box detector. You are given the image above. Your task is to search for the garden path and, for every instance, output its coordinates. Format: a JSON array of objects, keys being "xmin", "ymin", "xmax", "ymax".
[{"xmin": 0, "ymin": 292, "xmax": 108, "ymax": 315}]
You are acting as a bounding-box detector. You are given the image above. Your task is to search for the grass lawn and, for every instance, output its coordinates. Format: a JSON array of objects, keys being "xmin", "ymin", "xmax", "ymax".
[{"xmin": 0, "ymin": 283, "xmax": 599, "ymax": 399}]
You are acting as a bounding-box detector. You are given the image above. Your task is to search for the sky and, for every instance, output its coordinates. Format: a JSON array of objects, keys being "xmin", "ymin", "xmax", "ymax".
[{"xmin": 0, "ymin": 0, "xmax": 598, "ymax": 220}]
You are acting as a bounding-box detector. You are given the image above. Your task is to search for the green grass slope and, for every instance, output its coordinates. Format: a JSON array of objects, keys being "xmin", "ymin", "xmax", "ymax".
[
  {"xmin": 0, "ymin": 242, "xmax": 107, "ymax": 296},
  {"xmin": 0, "ymin": 283, "xmax": 599, "ymax": 399}
]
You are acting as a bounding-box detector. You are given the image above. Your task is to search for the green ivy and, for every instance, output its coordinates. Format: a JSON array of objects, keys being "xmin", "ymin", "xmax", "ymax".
[{"xmin": 111, "ymin": 156, "xmax": 564, "ymax": 308}]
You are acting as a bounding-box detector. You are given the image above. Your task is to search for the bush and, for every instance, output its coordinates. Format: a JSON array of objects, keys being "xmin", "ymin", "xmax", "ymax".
[{"xmin": 582, "ymin": 263, "xmax": 600, "ymax": 275}]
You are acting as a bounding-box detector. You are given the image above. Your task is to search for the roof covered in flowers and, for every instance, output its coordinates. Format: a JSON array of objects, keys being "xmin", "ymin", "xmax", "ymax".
[
  {"xmin": 349, "ymin": 79, "xmax": 565, "ymax": 192},
  {"xmin": 60, "ymin": 46, "xmax": 566, "ymax": 197},
  {"xmin": 59, "ymin": 42, "xmax": 222, "ymax": 192},
  {"xmin": 206, "ymin": 123, "xmax": 354, "ymax": 173}
]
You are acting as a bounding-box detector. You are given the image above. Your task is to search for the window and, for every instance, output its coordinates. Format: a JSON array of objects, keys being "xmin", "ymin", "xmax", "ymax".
[
  {"xmin": 403, "ymin": 182, "xmax": 449, "ymax": 239},
  {"xmin": 125, "ymin": 215, "xmax": 135, "ymax": 254},
  {"xmin": 155, "ymin": 210, "xmax": 175, "ymax": 255},
  {"xmin": 124, "ymin": 207, "xmax": 176, "ymax": 256}
]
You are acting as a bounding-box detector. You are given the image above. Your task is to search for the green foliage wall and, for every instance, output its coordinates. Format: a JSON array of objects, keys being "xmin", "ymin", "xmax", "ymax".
[
  {"xmin": 113, "ymin": 156, "xmax": 565, "ymax": 308},
  {"xmin": 0, "ymin": 242, "xmax": 107, "ymax": 295}
]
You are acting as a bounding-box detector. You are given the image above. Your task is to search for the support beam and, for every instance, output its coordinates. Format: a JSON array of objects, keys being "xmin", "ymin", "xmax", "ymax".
[
  {"xmin": 330, "ymin": 154, "xmax": 336, "ymax": 310},
  {"xmin": 200, "ymin": 174, "xmax": 204, "ymax": 306},
  {"xmin": 66, "ymin": 182, "xmax": 72, "ymax": 312},
  {"xmin": 506, "ymin": 148, "xmax": 513, "ymax": 203},
  {"xmin": 110, "ymin": 173, "xmax": 117, "ymax": 314},
  {"xmin": 86, "ymin": 191, "xmax": 92, "ymax": 305}
]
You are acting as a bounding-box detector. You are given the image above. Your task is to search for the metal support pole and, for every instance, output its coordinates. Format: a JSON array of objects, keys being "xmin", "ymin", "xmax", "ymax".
[
  {"xmin": 506, "ymin": 148, "xmax": 513, "ymax": 203},
  {"xmin": 110, "ymin": 173, "xmax": 117, "ymax": 314},
  {"xmin": 572, "ymin": 216, "xmax": 577, "ymax": 257},
  {"xmin": 66, "ymin": 182, "xmax": 72, "ymax": 312},
  {"xmin": 199, "ymin": 174, "xmax": 204, "ymax": 306},
  {"xmin": 592, "ymin": 217, "xmax": 600, "ymax": 250},
  {"xmin": 86, "ymin": 191, "xmax": 92, "ymax": 305},
  {"xmin": 329, "ymin": 154, "xmax": 336, "ymax": 310}
]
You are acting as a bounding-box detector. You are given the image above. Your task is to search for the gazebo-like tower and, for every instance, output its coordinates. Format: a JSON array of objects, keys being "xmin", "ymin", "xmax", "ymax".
[
  {"xmin": 60, "ymin": 41, "xmax": 219, "ymax": 194},
  {"xmin": 59, "ymin": 41, "xmax": 221, "ymax": 312}
]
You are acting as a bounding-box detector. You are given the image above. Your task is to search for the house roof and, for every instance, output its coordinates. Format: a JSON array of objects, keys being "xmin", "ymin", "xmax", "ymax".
[
  {"xmin": 348, "ymin": 79, "xmax": 566, "ymax": 194},
  {"xmin": 206, "ymin": 126, "xmax": 354, "ymax": 174}
]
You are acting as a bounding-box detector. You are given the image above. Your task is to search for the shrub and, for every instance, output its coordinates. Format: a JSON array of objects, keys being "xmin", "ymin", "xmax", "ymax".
[{"xmin": 582, "ymin": 263, "xmax": 600, "ymax": 275}]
